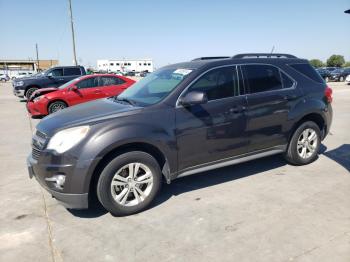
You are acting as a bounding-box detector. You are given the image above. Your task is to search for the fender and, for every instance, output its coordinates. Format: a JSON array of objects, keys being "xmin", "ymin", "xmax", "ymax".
[{"xmin": 77, "ymin": 111, "xmax": 177, "ymax": 192}]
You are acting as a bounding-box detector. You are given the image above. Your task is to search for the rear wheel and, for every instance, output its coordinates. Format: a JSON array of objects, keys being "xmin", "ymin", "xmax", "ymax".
[
  {"xmin": 48, "ymin": 101, "xmax": 67, "ymax": 114},
  {"xmin": 25, "ymin": 87, "xmax": 38, "ymax": 100},
  {"xmin": 97, "ymin": 151, "xmax": 162, "ymax": 216},
  {"xmin": 284, "ymin": 121, "xmax": 321, "ymax": 165}
]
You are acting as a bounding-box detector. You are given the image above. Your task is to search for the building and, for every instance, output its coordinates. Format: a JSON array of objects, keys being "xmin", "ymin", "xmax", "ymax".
[
  {"xmin": 97, "ymin": 59, "xmax": 154, "ymax": 73},
  {"xmin": 0, "ymin": 59, "xmax": 59, "ymax": 77}
]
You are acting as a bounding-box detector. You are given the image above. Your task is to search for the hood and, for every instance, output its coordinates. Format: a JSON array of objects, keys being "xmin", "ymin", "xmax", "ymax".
[
  {"xmin": 29, "ymin": 87, "xmax": 58, "ymax": 101},
  {"xmin": 36, "ymin": 98, "xmax": 142, "ymax": 136}
]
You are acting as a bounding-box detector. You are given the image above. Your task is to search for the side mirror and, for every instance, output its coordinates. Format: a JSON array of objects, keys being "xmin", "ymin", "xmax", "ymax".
[
  {"xmin": 179, "ymin": 91, "xmax": 208, "ymax": 107},
  {"xmin": 69, "ymin": 86, "xmax": 78, "ymax": 91},
  {"xmin": 47, "ymin": 74, "xmax": 53, "ymax": 79}
]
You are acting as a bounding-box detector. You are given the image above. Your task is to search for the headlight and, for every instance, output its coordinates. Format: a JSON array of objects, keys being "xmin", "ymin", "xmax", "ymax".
[
  {"xmin": 47, "ymin": 126, "xmax": 90, "ymax": 154},
  {"xmin": 16, "ymin": 81, "xmax": 24, "ymax": 86},
  {"xmin": 33, "ymin": 95, "xmax": 44, "ymax": 102}
]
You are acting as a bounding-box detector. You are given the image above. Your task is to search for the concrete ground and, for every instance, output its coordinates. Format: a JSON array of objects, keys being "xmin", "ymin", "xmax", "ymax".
[{"xmin": 0, "ymin": 81, "xmax": 349, "ymax": 262}]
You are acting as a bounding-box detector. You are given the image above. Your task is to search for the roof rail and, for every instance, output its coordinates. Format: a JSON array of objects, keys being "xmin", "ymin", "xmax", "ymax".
[
  {"xmin": 232, "ymin": 53, "xmax": 297, "ymax": 59},
  {"xmin": 192, "ymin": 56, "xmax": 230, "ymax": 61}
]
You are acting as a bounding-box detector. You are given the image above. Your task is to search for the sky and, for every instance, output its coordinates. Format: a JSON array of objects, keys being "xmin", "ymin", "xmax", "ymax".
[{"xmin": 0, "ymin": 0, "xmax": 349, "ymax": 68}]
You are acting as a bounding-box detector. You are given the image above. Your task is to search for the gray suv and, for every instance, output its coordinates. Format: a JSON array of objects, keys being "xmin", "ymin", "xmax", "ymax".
[{"xmin": 28, "ymin": 54, "xmax": 333, "ymax": 216}]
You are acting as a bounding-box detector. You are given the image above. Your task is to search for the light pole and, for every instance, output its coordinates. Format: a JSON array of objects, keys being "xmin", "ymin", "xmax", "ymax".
[{"xmin": 68, "ymin": 0, "xmax": 78, "ymax": 65}]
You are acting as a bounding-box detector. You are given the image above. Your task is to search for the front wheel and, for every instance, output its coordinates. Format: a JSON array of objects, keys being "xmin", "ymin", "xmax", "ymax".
[
  {"xmin": 25, "ymin": 87, "xmax": 38, "ymax": 100},
  {"xmin": 97, "ymin": 151, "xmax": 162, "ymax": 216},
  {"xmin": 48, "ymin": 101, "xmax": 67, "ymax": 114},
  {"xmin": 284, "ymin": 121, "xmax": 321, "ymax": 165}
]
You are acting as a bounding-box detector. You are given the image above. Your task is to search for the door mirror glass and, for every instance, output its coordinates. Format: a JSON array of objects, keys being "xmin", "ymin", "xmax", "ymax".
[{"xmin": 179, "ymin": 91, "xmax": 208, "ymax": 107}]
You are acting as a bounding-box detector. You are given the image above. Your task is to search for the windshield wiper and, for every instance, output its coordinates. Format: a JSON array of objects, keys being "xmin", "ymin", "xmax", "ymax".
[{"xmin": 114, "ymin": 96, "xmax": 135, "ymax": 106}]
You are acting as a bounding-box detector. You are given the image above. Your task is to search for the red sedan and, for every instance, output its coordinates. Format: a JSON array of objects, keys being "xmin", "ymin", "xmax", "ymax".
[{"xmin": 27, "ymin": 74, "xmax": 135, "ymax": 117}]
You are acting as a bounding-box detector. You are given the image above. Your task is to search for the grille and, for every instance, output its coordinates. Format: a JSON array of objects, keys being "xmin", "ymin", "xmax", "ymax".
[
  {"xmin": 36, "ymin": 130, "xmax": 47, "ymax": 139},
  {"xmin": 32, "ymin": 147, "xmax": 41, "ymax": 160}
]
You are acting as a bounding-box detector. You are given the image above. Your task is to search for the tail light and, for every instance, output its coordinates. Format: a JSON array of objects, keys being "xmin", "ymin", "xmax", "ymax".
[{"xmin": 325, "ymin": 86, "xmax": 333, "ymax": 103}]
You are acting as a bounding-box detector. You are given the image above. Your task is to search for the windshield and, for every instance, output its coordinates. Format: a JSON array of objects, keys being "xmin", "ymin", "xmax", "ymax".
[
  {"xmin": 117, "ymin": 67, "xmax": 193, "ymax": 106},
  {"xmin": 58, "ymin": 77, "xmax": 81, "ymax": 89}
]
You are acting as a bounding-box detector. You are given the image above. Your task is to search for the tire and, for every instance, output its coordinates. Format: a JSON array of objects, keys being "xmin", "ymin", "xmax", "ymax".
[
  {"xmin": 48, "ymin": 101, "xmax": 67, "ymax": 114},
  {"xmin": 284, "ymin": 121, "xmax": 321, "ymax": 165},
  {"xmin": 97, "ymin": 151, "xmax": 162, "ymax": 216},
  {"xmin": 25, "ymin": 87, "xmax": 38, "ymax": 100}
]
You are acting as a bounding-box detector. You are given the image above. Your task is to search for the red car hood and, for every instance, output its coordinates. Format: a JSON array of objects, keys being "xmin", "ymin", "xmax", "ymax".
[{"xmin": 29, "ymin": 87, "xmax": 58, "ymax": 101}]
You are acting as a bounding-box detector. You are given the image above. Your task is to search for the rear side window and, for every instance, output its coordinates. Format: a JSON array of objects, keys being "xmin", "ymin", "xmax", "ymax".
[
  {"xmin": 281, "ymin": 72, "xmax": 294, "ymax": 88},
  {"xmin": 64, "ymin": 67, "xmax": 81, "ymax": 76},
  {"xmin": 188, "ymin": 66, "xmax": 239, "ymax": 100},
  {"xmin": 242, "ymin": 65, "xmax": 283, "ymax": 94},
  {"xmin": 289, "ymin": 63, "xmax": 324, "ymax": 83},
  {"xmin": 99, "ymin": 76, "xmax": 125, "ymax": 86}
]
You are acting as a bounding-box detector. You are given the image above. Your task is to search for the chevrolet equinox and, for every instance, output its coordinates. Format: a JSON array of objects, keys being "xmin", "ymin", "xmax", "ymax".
[{"xmin": 27, "ymin": 53, "xmax": 333, "ymax": 216}]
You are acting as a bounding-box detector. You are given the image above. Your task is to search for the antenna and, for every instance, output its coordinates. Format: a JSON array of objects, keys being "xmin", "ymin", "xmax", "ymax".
[{"xmin": 270, "ymin": 45, "xmax": 275, "ymax": 54}]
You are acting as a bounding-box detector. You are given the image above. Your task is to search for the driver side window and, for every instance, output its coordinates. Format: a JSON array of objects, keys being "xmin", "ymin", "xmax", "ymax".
[
  {"xmin": 47, "ymin": 69, "xmax": 63, "ymax": 77},
  {"xmin": 76, "ymin": 77, "xmax": 97, "ymax": 89},
  {"xmin": 188, "ymin": 66, "xmax": 239, "ymax": 100}
]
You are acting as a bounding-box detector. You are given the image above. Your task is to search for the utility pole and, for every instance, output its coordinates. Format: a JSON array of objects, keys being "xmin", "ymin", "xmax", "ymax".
[
  {"xmin": 68, "ymin": 0, "xmax": 78, "ymax": 65},
  {"xmin": 35, "ymin": 43, "xmax": 40, "ymax": 72}
]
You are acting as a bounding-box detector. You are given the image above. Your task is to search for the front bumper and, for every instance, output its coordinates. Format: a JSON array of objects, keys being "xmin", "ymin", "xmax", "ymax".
[
  {"xmin": 27, "ymin": 101, "xmax": 46, "ymax": 116},
  {"xmin": 13, "ymin": 88, "xmax": 25, "ymax": 97},
  {"xmin": 27, "ymin": 154, "xmax": 89, "ymax": 209}
]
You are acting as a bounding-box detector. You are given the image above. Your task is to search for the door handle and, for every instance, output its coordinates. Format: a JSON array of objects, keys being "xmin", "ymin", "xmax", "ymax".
[
  {"xmin": 229, "ymin": 106, "xmax": 246, "ymax": 114},
  {"xmin": 283, "ymin": 95, "xmax": 297, "ymax": 101}
]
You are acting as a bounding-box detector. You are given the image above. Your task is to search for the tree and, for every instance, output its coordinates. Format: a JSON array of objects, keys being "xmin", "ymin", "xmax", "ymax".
[
  {"xmin": 343, "ymin": 61, "xmax": 350, "ymax": 67},
  {"xmin": 309, "ymin": 59, "xmax": 325, "ymax": 68},
  {"xmin": 327, "ymin": 55, "xmax": 345, "ymax": 67}
]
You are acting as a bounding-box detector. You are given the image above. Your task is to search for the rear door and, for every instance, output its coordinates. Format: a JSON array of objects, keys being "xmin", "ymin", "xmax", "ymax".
[
  {"xmin": 63, "ymin": 67, "xmax": 82, "ymax": 82},
  {"xmin": 98, "ymin": 76, "xmax": 128, "ymax": 97},
  {"xmin": 241, "ymin": 64, "xmax": 299, "ymax": 152},
  {"xmin": 65, "ymin": 76, "xmax": 100, "ymax": 105}
]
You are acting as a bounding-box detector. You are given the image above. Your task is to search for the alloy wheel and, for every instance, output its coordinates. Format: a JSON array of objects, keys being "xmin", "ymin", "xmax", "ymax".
[
  {"xmin": 297, "ymin": 128, "xmax": 318, "ymax": 159},
  {"xmin": 110, "ymin": 163, "xmax": 153, "ymax": 207}
]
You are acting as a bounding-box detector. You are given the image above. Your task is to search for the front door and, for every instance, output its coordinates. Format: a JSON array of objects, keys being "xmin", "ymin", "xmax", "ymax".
[
  {"xmin": 176, "ymin": 66, "xmax": 249, "ymax": 172},
  {"xmin": 66, "ymin": 76, "xmax": 101, "ymax": 106}
]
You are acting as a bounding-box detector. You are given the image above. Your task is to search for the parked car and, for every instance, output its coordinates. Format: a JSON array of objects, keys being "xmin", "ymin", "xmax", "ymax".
[
  {"xmin": 140, "ymin": 71, "xmax": 150, "ymax": 77},
  {"xmin": 346, "ymin": 74, "xmax": 350, "ymax": 83},
  {"xmin": 330, "ymin": 68, "xmax": 350, "ymax": 82},
  {"xmin": 315, "ymin": 68, "xmax": 331, "ymax": 82},
  {"xmin": 125, "ymin": 71, "xmax": 136, "ymax": 77},
  {"xmin": 324, "ymin": 67, "xmax": 339, "ymax": 72},
  {"xmin": 27, "ymin": 74, "xmax": 135, "ymax": 116},
  {"xmin": 13, "ymin": 66, "xmax": 86, "ymax": 99},
  {"xmin": 28, "ymin": 53, "xmax": 333, "ymax": 216},
  {"xmin": 13, "ymin": 71, "xmax": 34, "ymax": 79},
  {"xmin": 0, "ymin": 74, "xmax": 10, "ymax": 82}
]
